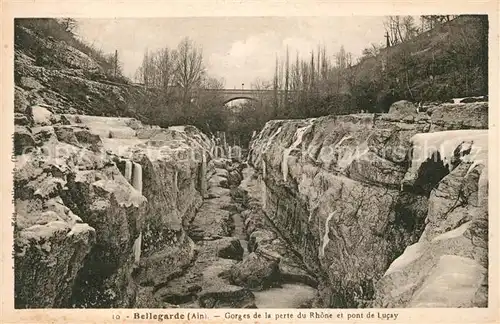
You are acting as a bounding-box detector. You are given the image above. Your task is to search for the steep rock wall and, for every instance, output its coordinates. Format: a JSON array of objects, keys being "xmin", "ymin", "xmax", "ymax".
[
  {"xmin": 248, "ymin": 102, "xmax": 488, "ymax": 307},
  {"xmin": 13, "ymin": 105, "xmax": 214, "ymax": 308}
]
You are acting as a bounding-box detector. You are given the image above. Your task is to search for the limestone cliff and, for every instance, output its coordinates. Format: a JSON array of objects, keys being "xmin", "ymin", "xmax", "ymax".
[
  {"xmin": 13, "ymin": 104, "xmax": 214, "ymax": 308},
  {"xmin": 248, "ymin": 102, "xmax": 488, "ymax": 307}
]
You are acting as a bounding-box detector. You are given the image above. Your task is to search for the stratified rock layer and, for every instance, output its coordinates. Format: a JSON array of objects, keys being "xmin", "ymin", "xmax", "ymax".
[
  {"xmin": 248, "ymin": 102, "xmax": 488, "ymax": 307},
  {"xmin": 14, "ymin": 106, "xmax": 214, "ymax": 308}
]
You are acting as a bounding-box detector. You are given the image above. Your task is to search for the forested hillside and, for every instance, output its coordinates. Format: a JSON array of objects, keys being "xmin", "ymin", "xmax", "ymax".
[
  {"xmin": 351, "ymin": 15, "xmax": 488, "ymax": 112},
  {"xmin": 260, "ymin": 14, "xmax": 488, "ymax": 120}
]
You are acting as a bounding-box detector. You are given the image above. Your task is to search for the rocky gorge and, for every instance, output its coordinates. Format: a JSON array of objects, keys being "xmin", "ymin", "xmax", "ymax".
[
  {"xmin": 13, "ymin": 104, "xmax": 320, "ymax": 308},
  {"xmin": 12, "ymin": 18, "xmax": 489, "ymax": 310},
  {"xmin": 13, "ymin": 99, "xmax": 489, "ymax": 309}
]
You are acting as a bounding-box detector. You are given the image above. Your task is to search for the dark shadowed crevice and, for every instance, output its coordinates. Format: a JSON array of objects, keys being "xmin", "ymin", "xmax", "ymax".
[{"xmin": 403, "ymin": 150, "xmax": 450, "ymax": 195}]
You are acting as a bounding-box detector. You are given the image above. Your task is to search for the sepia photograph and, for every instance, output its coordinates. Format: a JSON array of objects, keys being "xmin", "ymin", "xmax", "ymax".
[{"xmin": 4, "ymin": 1, "xmax": 497, "ymax": 320}]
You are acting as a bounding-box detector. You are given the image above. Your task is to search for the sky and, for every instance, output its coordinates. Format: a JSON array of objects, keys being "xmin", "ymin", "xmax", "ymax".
[{"xmin": 76, "ymin": 17, "xmax": 387, "ymax": 89}]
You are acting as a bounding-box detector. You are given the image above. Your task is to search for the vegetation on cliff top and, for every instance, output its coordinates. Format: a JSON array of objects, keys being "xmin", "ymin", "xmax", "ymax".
[{"xmin": 263, "ymin": 15, "xmax": 488, "ymax": 119}]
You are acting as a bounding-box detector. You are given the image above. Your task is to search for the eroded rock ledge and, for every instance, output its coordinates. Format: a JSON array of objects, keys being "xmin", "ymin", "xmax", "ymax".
[
  {"xmin": 14, "ymin": 105, "xmax": 213, "ymax": 308},
  {"xmin": 247, "ymin": 102, "xmax": 488, "ymax": 308}
]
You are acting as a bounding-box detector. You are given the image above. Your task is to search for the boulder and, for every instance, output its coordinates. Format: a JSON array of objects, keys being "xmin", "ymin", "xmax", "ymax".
[
  {"xmin": 373, "ymin": 219, "xmax": 487, "ymax": 308},
  {"xmin": 14, "ymin": 132, "xmax": 149, "ymax": 308},
  {"xmin": 14, "ymin": 125, "xmax": 36, "ymax": 155},
  {"xmin": 135, "ymin": 235, "xmax": 196, "ymax": 287},
  {"xmin": 29, "ymin": 105, "xmax": 54, "ymax": 126},
  {"xmin": 426, "ymin": 102, "xmax": 488, "ymax": 130},
  {"xmin": 109, "ymin": 128, "xmax": 136, "ymax": 139},
  {"xmin": 14, "ymin": 222, "xmax": 96, "ymax": 308},
  {"xmin": 188, "ymin": 200, "xmax": 233, "ymax": 241},
  {"xmin": 54, "ymin": 126, "xmax": 79, "ymax": 145},
  {"xmin": 248, "ymin": 230, "xmax": 276, "ymax": 253},
  {"xmin": 74, "ymin": 128, "xmax": 102, "ymax": 148},
  {"xmin": 388, "ymin": 100, "xmax": 417, "ymax": 115},
  {"xmin": 279, "ymin": 262, "xmax": 318, "ymax": 288},
  {"xmin": 215, "ymin": 237, "xmax": 244, "ymax": 261},
  {"xmin": 19, "ymin": 76, "xmax": 44, "ymax": 90},
  {"xmin": 208, "ymin": 174, "xmax": 228, "ymax": 189},
  {"xmin": 227, "ymin": 170, "xmax": 243, "ymax": 187},
  {"xmin": 15, "ymin": 86, "xmax": 30, "ymax": 114},
  {"xmin": 213, "ymin": 159, "xmax": 230, "ymax": 169},
  {"xmin": 153, "ymin": 238, "xmax": 254, "ymax": 308},
  {"xmin": 31, "ymin": 126, "xmax": 58, "ymax": 144},
  {"xmin": 14, "ymin": 113, "xmax": 30, "ymax": 126},
  {"xmin": 53, "ymin": 168, "xmax": 147, "ymax": 308},
  {"xmin": 214, "ymin": 168, "xmax": 229, "ymax": 178},
  {"xmin": 229, "ymin": 252, "xmax": 281, "ymax": 290},
  {"xmin": 229, "ymin": 187, "xmax": 248, "ymax": 204},
  {"xmin": 421, "ymin": 162, "xmax": 485, "ymax": 241},
  {"xmin": 207, "ymin": 187, "xmax": 231, "ymax": 199}
]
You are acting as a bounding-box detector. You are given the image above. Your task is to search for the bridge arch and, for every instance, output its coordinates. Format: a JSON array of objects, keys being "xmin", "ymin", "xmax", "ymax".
[
  {"xmin": 223, "ymin": 96, "xmax": 258, "ymax": 105},
  {"xmin": 200, "ymin": 88, "xmax": 281, "ymax": 106}
]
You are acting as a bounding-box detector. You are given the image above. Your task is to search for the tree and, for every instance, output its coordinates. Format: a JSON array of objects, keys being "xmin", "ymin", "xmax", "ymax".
[
  {"xmin": 251, "ymin": 78, "xmax": 274, "ymax": 124},
  {"xmin": 384, "ymin": 16, "xmax": 401, "ymax": 46},
  {"xmin": 157, "ymin": 47, "xmax": 178, "ymax": 93},
  {"xmin": 310, "ymin": 50, "xmax": 315, "ymax": 90},
  {"xmin": 202, "ymin": 76, "xmax": 224, "ymax": 90},
  {"xmin": 361, "ymin": 43, "xmax": 382, "ymax": 58},
  {"xmin": 420, "ymin": 15, "xmax": 456, "ymax": 32},
  {"xmin": 478, "ymin": 15, "xmax": 488, "ymax": 95},
  {"xmin": 291, "ymin": 52, "xmax": 301, "ymax": 92},
  {"xmin": 401, "ymin": 16, "xmax": 419, "ymax": 40},
  {"xmin": 137, "ymin": 50, "xmax": 152, "ymax": 87},
  {"xmin": 320, "ymin": 46, "xmax": 329, "ymax": 81},
  {"xmin": 284, "ymin": 46, "xmax": 290, "ymax": 113},
  {"xmin": 113, "ymin": 50, "xmax": 119, "ymax": 77},
  {"xmin": 272, "ymin": 56, "xmax": 279, "ymax": 117},
  {"xmin": 336, "ymin": 45, "xmax": 348, "ymax": 68},
  {"xmin": 60, "ymin": 18, "xmax": 77, "ymax": 34},
  {"xmin": 102, "ymin": 50, "xmax": 123, "ymax": 79},
  {"xmin": 174, "ymin": 37, "xmax": 205, "ymax": 105},
  {"xmin": 384, "ymin": 16, "xmax": 420, "ymax": 46},
  {"xmin": 445, "ymin": 21, "xmax": 481, "ymax": 97},
  {"xmin": 197, "ymin": 76, "xmax": 227, "ymax": 133}
]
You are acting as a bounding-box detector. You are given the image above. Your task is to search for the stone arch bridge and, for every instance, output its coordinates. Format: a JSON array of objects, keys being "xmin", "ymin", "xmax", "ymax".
[
  {"xmin": 132, "ymin": 83, "xmax": 290, "ymax": 106},
  {"xmin": 197, "ymin": 89, "xmax": 287, "ymax": 105}
]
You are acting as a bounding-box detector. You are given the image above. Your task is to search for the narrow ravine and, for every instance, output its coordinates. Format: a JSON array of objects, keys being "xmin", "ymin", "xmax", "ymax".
[
  {"xmin": 230, "ymin": 185, "xmax": 317, "ymax": 308},
  {"xmin": 151, "ymin": 157, "xmax": 318, "ymax": 308}
]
